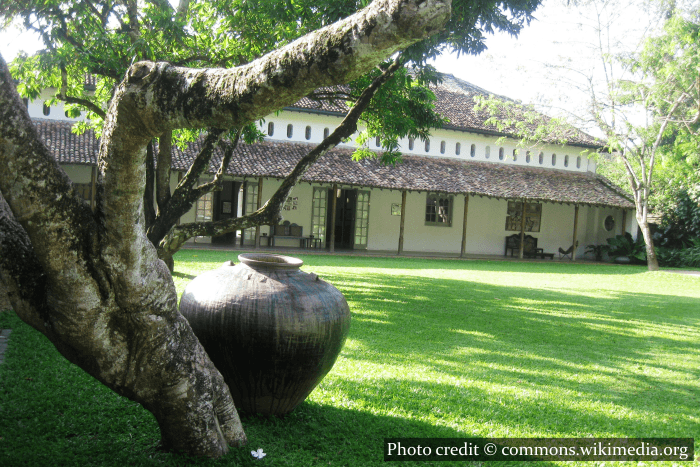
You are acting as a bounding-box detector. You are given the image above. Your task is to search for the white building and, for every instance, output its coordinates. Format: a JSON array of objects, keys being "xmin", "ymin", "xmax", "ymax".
[{"xmin": 28, "ymin": 74, "xmax": 635, "ymax": 259}]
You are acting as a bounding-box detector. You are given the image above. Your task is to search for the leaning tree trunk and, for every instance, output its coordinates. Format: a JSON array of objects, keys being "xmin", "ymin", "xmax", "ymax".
[{"xmin": 0, "ymin": 0, "xmax": 451, "ymax": 458}]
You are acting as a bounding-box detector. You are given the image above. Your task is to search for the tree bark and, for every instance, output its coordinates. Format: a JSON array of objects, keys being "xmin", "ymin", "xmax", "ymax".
[
  {"xmin": 638, "ymin": 217, "xmax": 660, "ymax": 271},
  {"xmin": 0, "ymin": 55, "xmax": 246, "ymax": 458},
  {"xmin": 0, "ymin": 0, "xmax": 451, "ymax": 457}
]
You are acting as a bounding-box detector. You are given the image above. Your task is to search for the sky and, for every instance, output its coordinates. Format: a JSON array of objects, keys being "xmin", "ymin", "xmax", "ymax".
[{"xmin": 0, "ymin": 0, "xmax": 663, "ymax": 125}]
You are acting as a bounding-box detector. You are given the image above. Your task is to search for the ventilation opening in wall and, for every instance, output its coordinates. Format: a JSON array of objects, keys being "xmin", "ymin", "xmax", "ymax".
[
  {"xmin": 576, "ymin": 156, "xmax": 582, "ymax": 168},
  {"xmin": 485, "ymin": 146, "xmax": 490, "ymax": 159},
  {"xmin": 425, "ymin": 140, "xmax": 430, "ymax": 152},
  {"xmin": 526, "ymin": 151, "xmax": 531, "ymax": 164},
  {"xmin": 409, "ymin": 138, "xmax": 415, "ymax": 150},
  {"xmin": 552, "ymin": 154, "xmax": 557, "ymax": 166},
  {"xmin": 604, "ymin": 215, "xmax": 615, "ymax": 231},
  {"xmin": 267, "ymin": 122, "xmax": 274, "ymax": 136},
  {"xmin": 470, "ymin": 144, "xmax": 476, "ymax": 158},
  {"xmin": 323, "ymin": 127, "xmax": 329, "ymax": 139},
  {"xmin": 440, "ymin": 141, "xmax": 446, "ymax": 154},
  {"xmin": 455, "ymin": 142, "xmax": 461, "ymax": 155},
  {"xmin": 43, "ymin": 103, "xmax": 50, "ymax": 116},
  {"xmin": 564, "ymin": 155, "xmax": 569, "ymax": 167},
  {"xmin": 499, "ymin": 147, "xmax": 504, "ymax": 160},
  {"xmin": 539, "ymin": 151, "xmax": 544, "ymax": 164},
  {"xmin": 305, "ymin": 126, "xmax": 311, "ymax": 140},
  {"xmin": 512, "ymin": 149, "xmax": 517, "ymax": 162},
  {"xmin": 376, "ymin": 135, "xmax": 381, "ymax": 147},
  {"xmin": 287, "ymin": 124, "xmax": 293, "ymax": 138}
]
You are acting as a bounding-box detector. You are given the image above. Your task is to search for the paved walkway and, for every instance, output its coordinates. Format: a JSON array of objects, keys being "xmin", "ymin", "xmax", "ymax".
[{"xmin": 181, "ymin": 242, "xmax": 594, "ymax": 263}]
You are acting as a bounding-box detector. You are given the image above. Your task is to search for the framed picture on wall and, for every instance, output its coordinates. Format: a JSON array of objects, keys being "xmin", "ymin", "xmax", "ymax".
[{"xmin": 505, "ymin": 201, "xmax": 542, "ymax": 232}]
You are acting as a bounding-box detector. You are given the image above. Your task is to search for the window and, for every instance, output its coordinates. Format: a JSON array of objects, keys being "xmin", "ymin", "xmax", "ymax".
[
  {"xmin": 267, "ymin": 122, "xmax": 274, "ymax": 136},
  {"xmin": 409, "ymin": 138, "xmax": 415, "ymax": 150},
  {"xmin": 499, "ymin": 147, "xmax": 504, "ymax": 160},
  {"xmin": 526, "ymin": 151, "xmax": 531, "ymax": 164},
  {"xmin": 455, "ymin": 143, "xmax": 461, "ymax": 155},
  {"xmin": 604, "ymin": 215, "xmax": 615, "ymax": 232},
  {"xmin": 243, "ymin": 184, "xmax": 259, "ymax": 241},
  {"xmin": 552, "ymin": 153, "xmax": 557, "ymax": 166},
  {"xmin": 512, "ymin": 149, "xmax": 518, "ymax": 161},
  {"xmin": 485, "ymin": 146, "xmax": 491, "ymax": 159},
  {"xmin": 440, "ymin": 141, "xmax": 446, "ymax": 154},
  {"xmin": 425, "ymin": 193, "xmax": 453, "ymax": 226},
  {"xmin": 286, "ymin": 124, "xmax": 293, "ymax": 138},
  {"xmin": 323, "ymin": 127, "xmax": 330, "ymax": 139},
  {"xmin": 576, "ymin": 156, "xmax": 582, "ymax": 168},
  {"xmin": 311, "ymin": 188, "xmax": 328, "ymax": 243},
  {"xmin": 470, "ymin": 144, "xmax": 476, "ymax": 158},
  {"xmin": 43, "ymin": 103, "xmax": 50, "ymax": 116},
  {"xmin": 425, "ymin": 140, "xmax": 430, "ymax": 152},
  {"xmin": 538, "ymin": 151, "xmax": 544, "ymax": 164},
  {"xmin": 305, "ymin": 126, "xmax": 312, "ymax": 140},
  {"xmin": 376, "ymin": 135, "xmax": 381, "ymax": 147},
  {"xmin": 564, "ymin": 155, "xmax": 569, "ymax": 167},
  {"xmin": 195, "ymin": 191, "xmax": 214, "ymax": 242}
]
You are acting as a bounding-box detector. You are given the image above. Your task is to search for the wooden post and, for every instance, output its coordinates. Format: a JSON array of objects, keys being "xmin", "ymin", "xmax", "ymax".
[
  {"xmin": 240, "ymin": 181, "xmax": 247, "ymax": 246},
  {"xmin": 255, "ymin": 178, "xmax": 263, "ymax": 249},
  {"xmin": 572, "ymin": 204, "xmax": 580, "ymax": 261},
  {"xmin": 329, "ymin": 184, "xmax": 338, "ymax": 253},
  {"xmin": 176, "ymin": 172, "xmax": 182, "ymax": 224},
  {"xmin": 90, "ymin": 166, "xmax": 97, "ymax": 211},
  {"xmin": 621, "ymin": 209, "xmax": 627, "ymax": 235},
  {"xmin": 460, "ymin": 194, "xmax": 469, "ymax": 257},
  {"xmin": 518, "ymin": 200, "xmax": 526, "ymax": 259},
  {"xmin": 398, "ymin": 190, "xmax": 407, "ymax": 255}
]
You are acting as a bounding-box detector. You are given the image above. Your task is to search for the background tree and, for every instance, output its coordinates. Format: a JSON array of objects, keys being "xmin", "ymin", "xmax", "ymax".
[
  {"xmin": 0, "ymin": 0, "xmax": 543, "ymax": 458},
  {"xmin": 475, "ymin": 0, "xmax": 700, "ymax": 271}
]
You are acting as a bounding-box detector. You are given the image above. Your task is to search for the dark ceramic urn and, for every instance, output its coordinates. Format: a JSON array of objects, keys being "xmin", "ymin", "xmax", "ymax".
[{"xmin": 179, "ymin": 253, "xmax": 351, "ymax": 415}]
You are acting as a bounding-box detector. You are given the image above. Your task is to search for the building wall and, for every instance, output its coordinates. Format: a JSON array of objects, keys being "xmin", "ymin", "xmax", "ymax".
[
  {"xmin": 56, "ymin": 162, "xmax": 632, "ymax": 258},
  {"xmin": 263, "ymin": 110, "xmax": 597, "ymax": 174}
]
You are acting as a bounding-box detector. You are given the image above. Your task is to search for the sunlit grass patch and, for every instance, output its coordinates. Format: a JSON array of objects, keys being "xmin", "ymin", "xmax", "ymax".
[{"xmin": 1, "ymin": 250, "xmax": 698, "ymax": 466}]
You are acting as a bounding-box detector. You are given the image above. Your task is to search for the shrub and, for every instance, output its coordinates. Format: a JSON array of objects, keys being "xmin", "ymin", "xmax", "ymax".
[{"xmin": 606, "ymin": 232, "xmax": 646, "ymax": 263}]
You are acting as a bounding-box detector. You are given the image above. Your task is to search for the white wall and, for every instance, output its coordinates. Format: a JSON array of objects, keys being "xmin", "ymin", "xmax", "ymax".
[{"xmin": 262, "ymin": 110, "xmax": 596, "ymax": 174}]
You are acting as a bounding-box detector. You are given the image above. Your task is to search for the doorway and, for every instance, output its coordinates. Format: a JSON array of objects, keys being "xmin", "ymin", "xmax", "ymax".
[
  {"xmin": 328, "ymin": 188, "xmax": 356, "ymax": 250},
  {"xmin": 212, "ymin": 181, "xmax": 242, "ymax": 244}
]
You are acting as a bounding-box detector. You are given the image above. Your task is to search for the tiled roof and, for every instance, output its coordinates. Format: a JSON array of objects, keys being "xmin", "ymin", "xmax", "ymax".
[
  {"xmin": 38, "ymin": 119, "xmax": 633, "ymax": 209},
  {"xmin": 33, "ymin": 118, "xmax": 100, "ymax": 165},
  {"xmin": 288, "ymin": 73, "xmax": 603, "ymax": 148}
]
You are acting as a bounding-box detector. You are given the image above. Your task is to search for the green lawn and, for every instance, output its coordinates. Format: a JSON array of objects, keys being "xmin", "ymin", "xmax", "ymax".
[{"xmin": 1, "ymin": 250, "xmax": 698, "ymax": 466}]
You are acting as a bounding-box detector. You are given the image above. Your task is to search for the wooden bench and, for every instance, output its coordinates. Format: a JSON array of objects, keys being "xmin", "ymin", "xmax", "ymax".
[
  {"xmin": 505, "ymin": 234, "xmax": 554, "ymax": 260},
  {"xmin": 270, "ymin": 222, "xmax": 304, "ymax": 247}
]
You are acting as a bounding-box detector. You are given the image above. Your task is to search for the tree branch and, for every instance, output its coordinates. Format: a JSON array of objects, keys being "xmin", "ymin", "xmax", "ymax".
[
  {"xmin": 158, "ymin": 59, "xmax": 404, "ymax": 257},
  {"xmin": 156, "ymin": 131, "xmax": 173, "ymax": 213},
  {"xmin": 115, "ymin": 0, "xmax": 451, "ymax": 136},
  {"xmin": 146, "ymin": 129, "xmax": 225, "ymax": 245}
]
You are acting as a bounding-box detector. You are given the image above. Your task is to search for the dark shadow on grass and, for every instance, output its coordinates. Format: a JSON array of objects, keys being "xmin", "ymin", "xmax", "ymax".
[{"xmin": 172, "ymin": 271, "xmax": 196, "ymax": 280}]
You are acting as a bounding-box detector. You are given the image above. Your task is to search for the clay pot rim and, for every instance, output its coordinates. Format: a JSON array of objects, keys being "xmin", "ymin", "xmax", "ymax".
[{"xmin": 238, "ymin": 253, "xmax": 304, "ymax": 270}]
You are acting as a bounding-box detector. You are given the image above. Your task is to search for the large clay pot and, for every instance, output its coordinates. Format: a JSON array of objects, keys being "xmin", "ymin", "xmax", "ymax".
[{"xmin": 179, "ymin": 253, "xmax": 351, "ymax": 415}]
